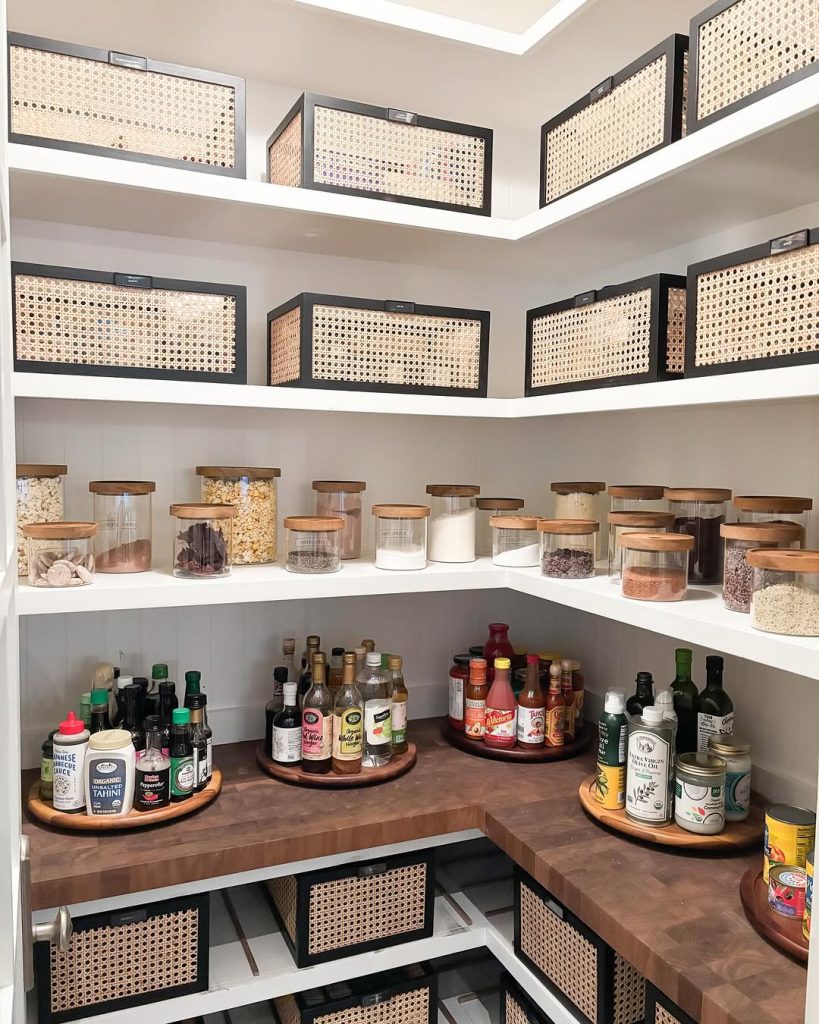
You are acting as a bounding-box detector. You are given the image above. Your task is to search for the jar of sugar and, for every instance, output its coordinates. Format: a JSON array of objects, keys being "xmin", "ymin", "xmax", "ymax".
[{"xmin": 426, "ymin": 484, "xmax": 480, "ymax": 563}]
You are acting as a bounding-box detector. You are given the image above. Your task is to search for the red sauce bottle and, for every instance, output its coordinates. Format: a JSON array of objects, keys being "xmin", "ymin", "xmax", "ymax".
[
  {"xmin": 448, "ymin": 654, "xmax": 470, "ymax": 732},
  {"xmin": 464, "ymin": 658, "xmax": 488, "ymax": 741},
  {"xmin": 484, "ymin": 657, "xmax": 517, "ymax": 748},
  {"xmin": 483, "ymin": 623, "xmax": 514, "ymax": 663},
  {"xmin": 545, "ymin": 664, "xmax": 566, "ymax": 747},
  {"xmin": 517, "ymin": 654, "xmax": 545, "ymax": 748}
]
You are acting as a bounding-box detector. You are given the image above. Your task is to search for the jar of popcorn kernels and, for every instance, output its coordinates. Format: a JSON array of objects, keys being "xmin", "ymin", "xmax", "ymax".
[
  {"xmin": 16, "ymin": 464, "xmax": 67, "ymax": 576},
  {"xmin": 196, "ymin": 466, "xmax": 280, "ymax": 565}
]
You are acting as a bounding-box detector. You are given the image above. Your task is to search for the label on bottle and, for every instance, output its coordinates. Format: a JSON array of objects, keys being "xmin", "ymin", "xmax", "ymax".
[
  {"xmin": 302, "ymin": 710, "xmax": 332, "ymax": 760},
  {"xmin": 574, "ymin": 689, "xmax": 584, "ymax": 726},
  {"xmin": 596, "ymin": 762, "xmax": 626, "ymax": 808},
  {"xmin": 563, "ymin": 695, "xmax": 575, "ymax": 739},
  {"xmin": 272, "ymin": 725, "xmax": 301, "ymax": 764},
  {"xmin": 206, "ymin": 737, "xmax": 213, "ymax": 780},
  {"xmin": 725, "ymin": 769, "xmax": 751, "ymax": 818},
  {"xmin": 517, "ymin": 706, "xmax": 545, "ymax": 744},
  {"xmin": 674, "ymin": 779, "xmax": 725, "ymax": 833},
  {"xmin": 391, "ymin": 699, "xmax": 408, "ymax": 744},
  {"xmin": 87, "ymin": 755, "xmax": 129, "ymax": 815},
  {"xmin": 193, "ymin": 746, "xmax": 208, "ymax": 788},
  {"xmin": 365, "ymin": 701, "xmax": 392, "ymax": 745},
  {"xmin": 626, "ymin": 729, "xmax": 671, "ymax": 823},
  {"xmin": 40, "ymin": 756, "xmax": 53, "ymax": 785},
  {"xmin": 464, "ymin": 697, "xmax": 486, "ymax": 738},
  {"xmin": 170, "ymin": 754, "xmax": 195, "ymax": 797},
  {"xmin": 333, "ymin": 708, "xmax": 363, "ymax": 760},
  {"xmin": 449, "ymin": 677, "xmax": 464, "ymax": 722},
  {"xmin": 485, "ymin": 706, "xmax": 516, "ymax": 739},
  {"xmin": 545, "ymin": 706, "xmax": 565, "ymax": 746},
  {"xmin": 136, "ymin": 764, "xmax": 170, "ymax": 810},
  {"xmin": 52, "ymin": 740, "xmax": 88, "ymax": 811},
  {"xmin": 697, "ymin": 711, "xmax": 734, "ymax": 753}
]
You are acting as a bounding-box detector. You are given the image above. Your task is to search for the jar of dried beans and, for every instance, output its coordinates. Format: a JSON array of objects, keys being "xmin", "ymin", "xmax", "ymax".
[
  {"xmin": 620, "ymin": 532, "xmax": 693, "ymax": 602},
  {"xmin": 748, "ymin": 548, "xmax": 819, "ymax": 636},
  {"xmin": 721, "ymin": 522, "xmax": 803, "ymax": 613},
  {"xmin": 197, "ymin": 466, "xmax": 280, "ymax": 565},
  {"xmin": 312, "ymin": 481, "xmax": 366, "ymax": 559},
  {"xmin": 22, "ymin": 521, "xmax": 96, "ymax": 588},
  {"xmin": 551, "ymin": 482, "xmax": 606, "ymax": 560},
  {"xmin": 733, "ymin": 495, "xmax": 812, "ymax": 536},
  {"xmin": 284, "ymin": 516, "xmax": 344, "ymax": 574},
  {"xmin": 475, "ymin": 497, "xmax": 524, "ymax": 557},
  {"xmin": 607, "ymin": 510, "xmax": 675, "ymax": 582},
  {"xmin": 16, "ymin": 464, "xmax": 67, "ymax": 576},
  {"xmin": 171, "ymin": 503, "xmax": 236, "ymax": 578},
  {"xmin": 89, "ymin": 480, "xmax": 155, "ymax": 573},
  {"xmin": 664, "ymin": 488, "xmax": 731, "ymax": 585},
  {"xmin": 537, "ymin": 519, "xmax": 598, "ymax": 579}
]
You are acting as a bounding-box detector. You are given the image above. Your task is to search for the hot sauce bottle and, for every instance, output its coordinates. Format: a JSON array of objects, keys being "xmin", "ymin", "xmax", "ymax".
[
  {"xmin": 517, "ymin": 654, "xmax": 545, "ymax": 748},
  {"xmin": 464, "ymin": 658, "xmax": 488, "ymax": 740},
  {"xmin": 545, "ymin": 664, "xmax": 566, "ymax": 747},
  {"xmin": 484, "ymin": 657, "xmax": 517, "ymax": 749}
]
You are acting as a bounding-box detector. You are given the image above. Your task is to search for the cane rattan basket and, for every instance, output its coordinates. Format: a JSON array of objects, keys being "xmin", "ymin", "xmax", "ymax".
[
  {"xmin": 34, "ymin": 893, "xmax": 209, "ymax": 1023},
  {"xmin": 273, "ymin": 963, "xmax": 436, "ymax": 1024},
  {"xmin": 267, "ymin": 93, "xmax": 492, "ymax": 214},
  {"xmin": 268, "ymin": 293, "xmax": 489, "ymax": 397},
  {"xmin": 501, "ymin": 972, "xmax": 557, "ymax": 1024},
  {"xmin": 13, "ymin": 263, "xmax": 247, "ymax": 384},
  {"xmin": 689, "ymin": 0, "xmax": 819, "ymax": 130},
  {"xmin": 645, "ymin": 984, "xmax": 697, "ymax": 1024},
  {"xmin": 686, "ymin": 227, "xmax": 819, "ymax": 378},
  {"xmin": 514, "ymin": 868, "xmax": 645, "ymax": 1024},
  {"xmin": 525, "ymin": 274, "xmax": 686, "ymax": 396},
  {"xmin": 266, "ymin": 850, "xmax": 435, "ymax": 967},
  {"xmin": 540, "ymin": 35, "xmax": 688, "ymax": 206},
  {"xmin": 8, "ymin": 32, "xmax": 245, "ymax": 176}
]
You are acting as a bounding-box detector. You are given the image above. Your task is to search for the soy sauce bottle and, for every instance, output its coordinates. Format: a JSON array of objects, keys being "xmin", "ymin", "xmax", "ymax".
[{"xmin": 169, "ymin": 707, "xmax": 194, "ymax": 802}]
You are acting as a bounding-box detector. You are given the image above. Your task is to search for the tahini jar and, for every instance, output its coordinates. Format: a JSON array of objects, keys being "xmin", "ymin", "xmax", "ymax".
[
  {"xmin": 372, "ymin": 504, "xmax": 429, "ymax": 570},
  {"xmin": 708, "ymin": 734, "xmax": 751, "ymax": 821},
  {"xmin": 626, "ymin": 705, "xmax": 675, "ymax": 827},
  {"xmin": 426, "ymin": 484, "xmax": 480, "ymax": 562},
  {"xmin": 674, "ymin": 752, "xmax": 726, "ymax": 835},
  {"xmin": 84, "ymin": 730, "xmax": 136, "ymax": 816}
]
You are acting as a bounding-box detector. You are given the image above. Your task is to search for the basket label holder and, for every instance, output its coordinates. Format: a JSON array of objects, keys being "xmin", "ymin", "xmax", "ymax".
[
  {"xmin": 574, "ymin": 289, "xmax": 597, "ymax": 307},
  {"xmin": 108, "ymin": 51, "xmax": 148, "ymax": 71},
  {"xmin": 770, "ymin": 229, "xmax": 808, "ymax": 255},
  {"xmin": 388, "ymin": 109, "xmax": 418, "ymax": 125},
  {"xmin": 590, "ymin": 77, "xmax": 613, "ymax": 102},
  {"xmin": 113, "ymin": 273, "xmax": 153, "ymax": 289}
]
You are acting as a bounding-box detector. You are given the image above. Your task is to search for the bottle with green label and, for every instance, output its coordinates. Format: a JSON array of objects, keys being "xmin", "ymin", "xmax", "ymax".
[
  {"xmin": 169, "ymin": 707, "xmax": 194, "ymax": 802},
  {"xmin": 670, "ymin": 648, "xmax": 697, "ymax": 753},
  {"xmin": 595, "ymin": 691, "xmax": 628, "ymax": 809}
]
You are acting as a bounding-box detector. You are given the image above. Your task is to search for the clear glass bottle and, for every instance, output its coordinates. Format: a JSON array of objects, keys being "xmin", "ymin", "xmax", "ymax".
[
  {"xmin": 358, "ymin": 652, "xmax": 392, "ymax": 767},
  {"xmin": 171, "ymin": 503, "xmax": 236, "ymax": 578},
  {"xmin": 328, "ymin": 647, "xmax": 345, "ymax": 695},
  {"xmin": 538, "ymin": 519, "xmax": 598, "ymax": 579},
  {"xmin": 332, "ymin": 652, "xmax": 363, "ymax": 775},
  {"xmin": 197, "ymin": 466, "xmax": 280, "ymax": 565},
  {"xmin": 89, "ymin": 480, "xmax": 155, "ymax": 572},
  {"xmin": 372, "ymin": 504, "xmax": 429, "ymax": 570},
  {"xmin": 281, "ymin": 638, "xmax": 297, "ymax": 683},
  {"xmin": 664, "ymin": 488, "xmax": 732, "ymax": 585},
  {"xmin": 302, "ymin": 652, "xmax": 332, "ymax": 774},
  {"xmin": 607, "ymin": 511, "xmax": 674, "ymax": 581},
  {"xmin": 299, "ymin": 635, "xmax": 321, "ymax": 707},
  {"xmin": 425, "ymin": 484, "xmax": 480, "ymax": 563},
  {"xmin": 475, "ymin": 497, "xmax": 524, "ymax": 557},
  {"xmin": 313, "ymin": 481, "xmax": 366, "ymax": 559},
  {"xmin": 88, "ymin": 688, "xmax": 112, "ymax": 734},
  {"xmin": 135, "ymin": 719, "xmax": 170, "ymax": 811},
  {"xmin": 620, "ymin": 532, "xmax": 693, "ymax": 602},
  {"xmin": 388, "ymin": 655, "xmax": 408, "ymax": 754},
  {"xmin": 16, "ymin": 464, "xmax": 67, "ymax": 576},
  {"xmin": 188, "ymin": 694, "xmax": 211, "ymax": 790}
]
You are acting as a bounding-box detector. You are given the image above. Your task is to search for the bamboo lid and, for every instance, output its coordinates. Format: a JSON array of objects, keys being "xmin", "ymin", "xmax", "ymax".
[
  {"xmin": 746, "ymin": 548, "xmax": 819, "ymax": 573},
  {"xmin": 89, "ymin": 480, "xmax": 156, "ymax": 495},
  {"xmin": 620, "ymin": 531, "xmax": 694, "ymax": 552},
  {"xmin": 720, "ymin": 522, "xmax": 804, "ymax": 544},
  {"xmin": 550, "ymin": 481, "xmax": 605, "ymax": 494},
  {"xmin": 283, "ymin": 515, "xmax": 345, "ymax": 531},
  {"xmin": 170, "ymin": 503, "xmax": 237, "ymax": 520},
  {"xmin": 537, "ymin": 518, "xmax": 599, "ymax": 534},
  {"xmin": 489, "ymin": 515, "xmax": 539, "ymax": 530},
  {"xmin": 22, "ymin": 521, "xmax": 97, "ymax": 539},
  {"xmin": 17, "ymin": 464, "xmax": 67, "ymax": 477},
  {"xmin": 426, "ymin": 484, "xmax": 480, "ymax": 497},
  {"xmin": 664, "ymin": 488, "xmax": 732, "ymax": 502},
  {"xmin": 476, "ymin": 497, "xmax": 524, "ymax": 510},
  {"xmin": 608, "ymin": 485, "xmax": 666, "ymax": 500},
  {"xmin": 733, "ymin": 495, "xmax": 813, "ymax": 513},
  {"xmin": 312, "ymin": 480, "xmax": 366, "ymax": 492},
  {"xmin": 372, "ymin": 504, "xmax": 430, "ymax": 519},
  {"xmin": 608, "ymin": 511, "xmax": 675, "ymax": 528},
  {"xmin": 196, "ymin": 466, "xmax": 281, "ymax": 480}
]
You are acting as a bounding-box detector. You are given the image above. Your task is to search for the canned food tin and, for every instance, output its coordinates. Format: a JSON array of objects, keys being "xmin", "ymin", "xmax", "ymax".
[
  {"xmin": 764, "ymin": 804, "xmax": 816, "ymax": 882},
  {"xmin": 805, "ymin": 850, "xmax": 814, "ymax": 941},
  {"xmin": 768, "ymin": 865, "xmax": 807, "ymax": 919}
]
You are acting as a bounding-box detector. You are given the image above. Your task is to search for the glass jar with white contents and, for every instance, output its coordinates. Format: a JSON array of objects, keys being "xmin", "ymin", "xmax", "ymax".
[
  {"xmin": 312, "ymin": 481, "xmax": 366, "ymax": 560},
  {"xmin": 608, "ymin": 485, "xmax": 667, "ymax": 513},
  {"xmin": 284, "ymin": 516, "xmax": 344, "ymax": 574},
  {"xmin": 607, "ymin": 510, "xmax": 675, "ymax": 582},
  {"xmin": 551, "ymin": 482, "xmax": 606, "ymax": 560},
  {"xmin": 475, "ymin": 497, "xmax": 524, "ymax": 557},
  {"xmin": 748, "ymin": 548, "xmax": 819, "ymax": 636},
  {"xmin": 16, "ymin": 464, "xmax": 67, "ymax": 576},
  {"xmin": 23, "ymin": 521, "xmax": 96, "ymax": 588},
  {"xmin": 674, "ymin": 753, "xmax": 727, "ymax": 835},
  {"xmin": 197, "ymin": 466, "xmax": 280, "ymax": 565},
  {"xmin": 426, "ymin": 484, "xmax": 480, "ymax": 563},
  {"xmin": 708, "ymin": 735, "xmax": 751, "ymax": 822},
  {"xmin": 490, "ymin": 516, "xmax": 540, "ymax": 567},
  {"xmin": 372, "ymin": 504, "xmax": 429, "ymax": 570}
]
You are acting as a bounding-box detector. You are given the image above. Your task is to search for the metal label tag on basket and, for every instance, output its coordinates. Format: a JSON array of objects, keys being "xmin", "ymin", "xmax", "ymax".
[
  {"xmin": 388, "ymin": 108, "xmax": 418, "ymax": 124},
  {"xmin": 358, "ymin": 862, "xmax": 388, "ymax": 876},
  {"xmin": 108, "ymin": 51, "xmax": 148, "ymax": 70},
  {"xmin": 589, "ymin": 77, "xmax": 613, "ymax": 102},
  {"xmin": 543, "ymin": 897, "xmax": 564, "ymax": 919},
  {"xmin": 113, "ymin": 273, "xmax": 152, "ymax": 289},
  {"xmin": 574, "ymin": 289, "xmax": 597, "ymax": 307},
  {"xmin": 770, "ymin": 229, "xmax": 808, "ymax": 255},
  {"xmin": 385, "ymin": 300, "xmax": 415, "ymax": 313},
  {"xmin": 361, "ymin": 992, "xmax": 387, "ymax": 1006}
]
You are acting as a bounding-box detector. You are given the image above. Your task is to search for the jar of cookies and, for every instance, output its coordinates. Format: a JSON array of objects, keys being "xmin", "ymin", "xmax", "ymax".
[
  {"xmin": 16, "ymin": 464, "xmax": 67, "ymax": 576},
  {"xmin": 22, "ymin": 522, "xmax": 96, "ymax": 588}
]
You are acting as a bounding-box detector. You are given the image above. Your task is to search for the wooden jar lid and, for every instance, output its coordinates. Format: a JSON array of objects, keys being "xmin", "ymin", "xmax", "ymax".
[
  {"xmin": 312, "ymin": 480, "xmax": 366, "ymax": 492},
  {"xmin": 89, "ymin": 480, "xmax": 156, "ymax": 495},
  {"xmin": 476, "ymin": 497, "xmax": 524, "ymax": 510},
  {"xmin": 608, "ymin": 485, "xmax": 666, "ymax": 500},
  {"xmin": 664, "ymin": 488, "xmax": 732, "ymax": 502},
  {"xmin": 746, "ymin": 548, "xmax": 819, "ymax": 573},
  {"xmin": 372, "ymin": 504, "xmax": 430, "ymax": 519},
  {"xmin": 426, "ymin": 484, "xmax": 480, "ymax": 497},
  {"xmin": 489, "ymin": 516, "xmax": 539, "ymax": 530},
  {"xmin": 196, "ymin": 466, "xmax": 281, "ymax": 480},
  {"xmin": 620, "ymin": 531, "xmax": 695, "ymax": 552},
  {"xmin": 537, "ymin": 518, "xmax": 599, "ymax": 534},
  {"xmin": 22, "ymin": 521, "xmax": 97, "ymax": 539},
  {"xmin": 170, "ymin": 503, "xmax": 237, "ymax": 519},
  {"xmin": 720, "ymin": 522, "xmax": 804, "ymax": 544},
  {"xmin": 608, "ymin": 511, "xmax": 675, "ymax": 528},
  {"xmin": 733, "ymin": 495, "xmax": 813, "ymax": 513},
  {"xmin": 550, "ymin": 481, "xmax": 605, "ymax": 494},
  {"xmin": 16, "ymin": 464, "xmax": 67, "ymax": 477},
  {"xmin": 283, "ymin": 515, "xmax": 345, "ymax": 531}
]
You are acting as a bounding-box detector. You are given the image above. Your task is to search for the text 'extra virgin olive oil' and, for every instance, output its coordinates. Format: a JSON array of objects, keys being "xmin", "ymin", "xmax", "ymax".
[{"xmin": 595, "ymin": 690, "xmax": 628, "ymax": 809}]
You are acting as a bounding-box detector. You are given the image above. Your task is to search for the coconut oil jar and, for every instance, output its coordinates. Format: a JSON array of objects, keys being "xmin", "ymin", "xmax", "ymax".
[{"xmin": 674, "ymin": 752, "xmax": 726, "ymax": 835}]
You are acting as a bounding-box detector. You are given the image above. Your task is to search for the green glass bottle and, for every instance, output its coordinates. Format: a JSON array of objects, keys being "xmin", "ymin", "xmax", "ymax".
[
  {"xmin": 184, "ymin": 670, "xmax": 201, "ymax": 709},
  {"xmin": 696, "ymin": 655, "xmax": 734, "ymax": 753},
  {"xmin": 670, "ymin": 648, "xmax": 698, "ymax": 753},
  {"xmin": 626, "ymin": 672, "xmax": 654, "ymax": 717}
]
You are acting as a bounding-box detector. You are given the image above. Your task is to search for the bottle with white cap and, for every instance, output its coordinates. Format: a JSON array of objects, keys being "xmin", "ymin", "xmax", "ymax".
[
  {"xmin": 654, "ymin": 689, "xmax": 677, "ymax": 724},
  {"xmin": 595, "ymin": 691, "xmax": 628, "ymax": 809},
  {"xmin": 625, "ymin": 705, "xmax": 675, "ymax": 827}
]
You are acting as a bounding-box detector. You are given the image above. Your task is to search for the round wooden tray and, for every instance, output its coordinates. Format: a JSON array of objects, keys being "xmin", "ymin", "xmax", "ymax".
[
  {"xmin": 578, "ymin": 774, "xmax": 763, "ymax": 850},
  {"xmin": 443, "ymin": 722, "xmax": 593, "ymax": 762},
  {"xmin": 740, "ymin": 866, "xmax": 809, "ymax": 963},
  {"xmin": 27, "ymin": 769, "xmax": 222, "ymax": 831},
  {"xmin": 256, "ymin": 742, "xmax": 416, "ymax": 787}
]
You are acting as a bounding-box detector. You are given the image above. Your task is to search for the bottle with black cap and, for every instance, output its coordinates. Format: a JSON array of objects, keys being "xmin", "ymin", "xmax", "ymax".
[
  {"xmin": 626, "ymin": 672, "xmax": 654, "ymax": 717},
  {"xmin": 121, "ymin": 683, "xmax": 146, "ymax": 758},
  {"xmin": 132, "ymin": 676, "xmax": 149, "ymax": 721},
  {"xmin": 184, "ymin": 670, "xmax": 201, "ymax": 709},
  {"xmin": 158, "ymin": 680, "xmax": 179, "ymax": 756},
  {"xmin": 265, "ymin": 668, "xmax": 288, "ymax": 757},
  {"xmin": 188, "ymin": 692, "xmax": 212, "ymax": 787}
]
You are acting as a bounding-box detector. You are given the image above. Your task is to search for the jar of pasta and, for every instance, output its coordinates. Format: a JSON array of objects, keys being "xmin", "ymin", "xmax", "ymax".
[
  {"xmin": 16, "ymin": 464, "xmax": 67, "ymax": 576},
  {"xmin": 196, "ymin": 466, "xmax": 280, "ymax": 565}
]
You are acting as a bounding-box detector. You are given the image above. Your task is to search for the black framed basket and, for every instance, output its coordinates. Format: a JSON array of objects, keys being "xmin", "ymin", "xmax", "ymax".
[
  {"xmin": 8, "ymin": 32, "xmax": 246, "ymax": 177},
  {"xmin": 266, "ymin": 92, "xmax": 493, "ymax": 215},
  {"xmin": 645, "ymin": 983, "xmax": 697, "ymax": 1024},
  {"xmin": 501, "ymin": 972, "xmax": 558, "ymax": 1024}
]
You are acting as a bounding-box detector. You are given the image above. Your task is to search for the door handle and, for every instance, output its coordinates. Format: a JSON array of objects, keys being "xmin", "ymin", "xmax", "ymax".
[{"xmin": 21, "ymin": 836, "xmax": 73, "ymax": 991}]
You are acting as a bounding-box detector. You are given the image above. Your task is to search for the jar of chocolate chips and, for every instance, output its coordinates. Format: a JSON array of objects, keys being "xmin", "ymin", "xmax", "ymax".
[
  {"xmin": 665, "ymin": 488, "xmax": 732, "ymax": 585},
  {"xmin": 284, "ymin": 516, "xmax": 344, "ymax": 574},
  {"xmin": 171, "ymin": 503, "xmax": 236, "ymax": 578},
  {"xmin": 720, "ymin": 522, "xmax": 803, "ymax": 613},
  {"xmin": 537, "ymin": 519, "xmax": 598, "ymax": 579}
]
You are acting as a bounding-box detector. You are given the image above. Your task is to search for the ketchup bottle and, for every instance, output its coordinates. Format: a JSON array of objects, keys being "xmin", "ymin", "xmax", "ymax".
[
  {"xmin": 484, "ymin": 657, "xmax": 517, "ymax": 749},
  {"xmin": 483, "ymin": 623, "xmax": 514, "ymax": 663}
]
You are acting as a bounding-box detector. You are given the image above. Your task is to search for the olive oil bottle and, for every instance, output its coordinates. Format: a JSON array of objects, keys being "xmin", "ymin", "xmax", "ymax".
[
  {"xmin": 595, "ymin": 691, "xmax": 628, "ymax": 809},
  {"xmin": 670, "ymin": 648, "xmax": 697, "ymax": 753}
]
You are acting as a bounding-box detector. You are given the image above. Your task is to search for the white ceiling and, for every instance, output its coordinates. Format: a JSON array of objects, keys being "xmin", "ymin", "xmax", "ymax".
[{"xmin": 389, "ymin": 0, "xmax": 560, "ymax": 32}]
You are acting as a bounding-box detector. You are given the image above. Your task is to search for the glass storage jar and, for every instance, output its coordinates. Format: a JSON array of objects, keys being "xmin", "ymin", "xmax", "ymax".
[
  {"xmin": 197, "ymin": 466, "xmax": 280, "ymax": 565},
  {"xmin": 707, "ymin": 735, "xmax": 751, "ymax": 822},
  {"xmin": 475, "ymin": 497, "xmax": 524, "ymax": 557},
  {"xmin": 426, "ymin": 484, "xmax": 480, "ymax": 563},
  {"xmin": 734, "ymin": 495, "xmax": 812, "ymax": 536},
  {"xmin": 674, "ymin": 752, "xmax": 727, "ymax": 835},
  {"xmin": 372, "ymin": 504, "xmax": 429, "ymax": 570},
  {"xmin": 608, "ymin": 485, "xmax": 667, "ymax": 513},
  {"xmin": 665, "ymin": 488, "xmax": 732, "ymax": 585},
  {"xmin": 312, "ymin": 480, "xmax": 366, "ymax": 560},
  {"xmin": 284, "ymin": 515, "xmax": 344, "ymax": 574},
  {"xmin": 171, "ymin": 503, "xmax": 236, "ymax": 579},
  {"xmin": 620, "ymin": 531, "xmax": 694, "ymax": 602},
  {"xmin": 22, "ymin": 521, "xmax": 96, "ymax": 588},
  {"xmin": 89, "ymin": 480, "xmax": 155, "ymax": 573},
  {"xmin": 748, "ymin": 548, "xmax": 819, "ymax": 636},
  {"xmin": 537, "ymin": 519, "xmax": 598, "ymax": 579},
  {"xmin": 490, "ymin": 516, "xmax": 540, "ymax": 567},
  {"xmin": 721, "ymin": 522, "xmax": 803, "ymax": 613},
  {"xmin": 551, "ymin": 481, "xmax": 606, "ymax": 560},
  {"xmin": 607, "ymin": 510, "xmax": 675, "ymax": 581},
  {"xmin": 16, "ymin": 464, "xmax": 67, "ymax": 576}
]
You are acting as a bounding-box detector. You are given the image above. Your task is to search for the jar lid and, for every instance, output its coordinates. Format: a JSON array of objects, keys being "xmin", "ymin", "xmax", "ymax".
[
  {"xmin": 620, "ymin": 531, "xmax": 694, "ymax": 552},
  {"xmin": 21, "ymin": 521, "xmax": 97, "ymax": 539},
  {"xmin": 283, "ymin": 515, "xmax": 345, "ymax": 531},
  {"xmin": 720, "ymin": 522, "xmax": 803, "ymax": 543},
  {"xmin": 196, "ymin": 466, "xmax": 281, "ymax": 480},
  {"xmin": 708, "ymin": 735, "xmax": 751, "ymax": 756},
  {"xmin": 536, "ymin": 518, "xmax": 599, "ymax": 534},
  {"xmin": 608, "ymin": 485, "xmax": 666, "ymax": 500},
  {"xmin": 550, "ymin": 481, "xmax": 605, "ymax": 495},
  {"xmin": 371, "ymin": 503, "xmax": 430, "ymax": 519},
  {"xmin": 676, "ymin": 752, "xmax": 726, "ymax": 777},
  {"xmin": 476, "ymin": 497, "xmax": 524, "ymax": 510},
  {"xmin": 88, "ymin": 729, "xmax": 132, "ymax": 750},
  {"xmin": 170, "ymin": 502, "xmax": 237, "ymax": 519},
  {"xmin": 746, "ymin": 548, "xmax": 819, "ymax": 572},
  {"xmin": 489, "ymin": 515, "xmax": 538, "ymax": 530},
  {"xmin": 17, "ymin": 463, "xmax": 67, "ymax": 477},
  {"xmin": 770, "ymin": 865, "xmax": 806, "ymax": 889},
  {"xmin": 89, "ymin": 480, "xmax": 156, "ymax": 495},
  {"xmin": 734, "ymin": 495, "xmax": 813, "ymax": 513},
  {"xmin": 608, "ymin": 510, "xmax": 675, "ymax": 528},
  {"xmin": 453, "ymin": 654, "xmax": 471, "ymax": 666},
  {"xmin": 426, "ymin": 484, "xmax": 480, "ymax": 497},
  {"xmin": 663, "ymin": 488, "xmax": 732, "ymax": 502},
  {"xmin": 312, "ymin": 480, "xmax": 366, "ymax": 492},
  {"xmin": 767, "ymin": 804, "xmax": 817, "ymax": 826}
]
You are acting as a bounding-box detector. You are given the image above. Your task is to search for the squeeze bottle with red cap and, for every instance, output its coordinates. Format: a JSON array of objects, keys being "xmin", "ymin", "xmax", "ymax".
[{"xmin": 52, "ymin": 711, "xmax": 90, "ymax": 813}]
